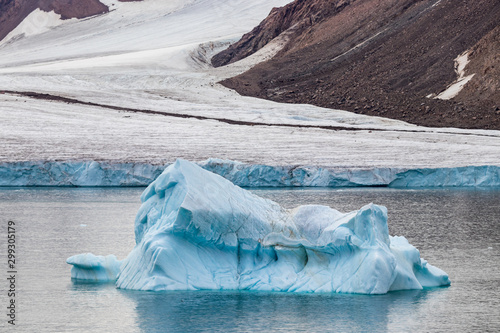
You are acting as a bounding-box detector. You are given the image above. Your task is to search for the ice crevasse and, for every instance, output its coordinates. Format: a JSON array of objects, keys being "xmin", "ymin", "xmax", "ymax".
[{"xmin": 67, "ymin": 159, "xmax": 450, "ymax": 294}]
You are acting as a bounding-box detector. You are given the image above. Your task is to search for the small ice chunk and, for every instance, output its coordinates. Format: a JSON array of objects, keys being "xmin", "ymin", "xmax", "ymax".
[{"xmin": 67, "ymin": 253, "xmax": 122, "ymax": 282}]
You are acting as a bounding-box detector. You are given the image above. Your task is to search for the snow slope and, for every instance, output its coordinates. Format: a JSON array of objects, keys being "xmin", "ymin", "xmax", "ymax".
[
  {"xmin": 0, "ymin": 9, "xmax": 76, "ymax": 47},
  {"xmin": 0, "ymin": 0, "xmax": 499, "ymax": 178}
]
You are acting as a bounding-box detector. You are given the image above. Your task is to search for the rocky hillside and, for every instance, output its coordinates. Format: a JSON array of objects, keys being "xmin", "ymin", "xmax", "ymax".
[
  {"xmin": 458, "ymin": 25, "xmax": 500, "ymax": 110},
  {"xmin": 214, "ymin": 0, "xmax": 500, "ymax": 130}
]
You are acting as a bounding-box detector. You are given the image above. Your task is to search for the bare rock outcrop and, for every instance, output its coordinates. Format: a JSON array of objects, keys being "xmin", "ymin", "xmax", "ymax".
[
  {"xmin": 457, "ymin": 25, "xmax": 500, "ymax": 112},
  {"xmin": 39, "ymin": 0, "xmax": 108, "ymax": 20},
  {"xmin": 211, "ymin": 0, "xmax": 353, "ymax": 67}
]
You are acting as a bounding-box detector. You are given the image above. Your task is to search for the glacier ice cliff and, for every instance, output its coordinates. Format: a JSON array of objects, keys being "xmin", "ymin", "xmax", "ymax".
[
  {"xmin": 68, "ymin": 159, "xmax": 450, "ymax": 294},
  {"xmin": 0, "ymin": 161, "xmax": 164, "ymax": 187},
  {"xmin": 1, "ymin": 159, "xmax": 500, "ymax": 187}
]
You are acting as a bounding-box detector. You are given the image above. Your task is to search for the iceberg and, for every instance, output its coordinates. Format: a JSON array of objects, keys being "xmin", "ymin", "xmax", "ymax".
[
  {"xmin": 67, "ymin": 253, "xmax": 122, "ymax": 282},
  {"xmin": 68, "ymin": 159, "xmax": 450, "ymax": 294}
]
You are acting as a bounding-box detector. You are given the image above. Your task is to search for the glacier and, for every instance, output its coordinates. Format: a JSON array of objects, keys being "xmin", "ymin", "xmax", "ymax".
[
  {"xmin": 67, "ymin": 159, "xmax": 450, "ymax": 294},
  {"xmin": 1, "ymin": 159, "xmax": 499, "ymax": 187},
  {"xmin": 1, "ymin": 0, "xmax": 499, "ymax": 189}
]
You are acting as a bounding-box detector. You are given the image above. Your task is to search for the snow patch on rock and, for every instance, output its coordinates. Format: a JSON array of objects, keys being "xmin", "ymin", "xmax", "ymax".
[{"xmin": 436, "ymin": 51, "xmax": 475, "ymax": 100}]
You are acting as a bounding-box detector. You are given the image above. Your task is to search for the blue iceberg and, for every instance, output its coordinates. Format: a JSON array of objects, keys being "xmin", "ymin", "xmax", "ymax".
[
  {"xmin": 68, "ymin": 159, "xmax": 450, "ymax": 294},
  {"xmin": 67, "ymin": 253, "xmax": 122, "ymax": 282}
]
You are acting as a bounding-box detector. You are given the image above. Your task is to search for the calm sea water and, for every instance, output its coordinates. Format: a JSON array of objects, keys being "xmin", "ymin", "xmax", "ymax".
[{"xmin": 1, "ymin": 187, "xmax": 499, "ymax": 332}]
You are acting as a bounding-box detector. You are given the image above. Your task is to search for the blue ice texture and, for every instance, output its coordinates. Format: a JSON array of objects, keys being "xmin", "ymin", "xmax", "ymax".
[
  {"xmin": 67, "ymin": 159, "xmax": 451, "ymax": 294},
  {"xmin": 1, "ymin": 159, "xmax": 499, "ymax": 187},
  {"xmin": 66, "ymin": 253, "xmax": 122, "ymax": 282}
]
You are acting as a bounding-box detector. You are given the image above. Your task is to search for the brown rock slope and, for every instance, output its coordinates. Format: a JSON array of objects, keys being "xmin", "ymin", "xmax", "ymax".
[
  {"xmin": 0, "ymin": 0, "xmax": 109, "ymax": 42},
  {"xmin": 457, "ymin": 25, "xmax": 500, "ymax": 111},
  {"xmin": 215, "ymin": 0, "xmax": 500, "ymax": 130}
]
